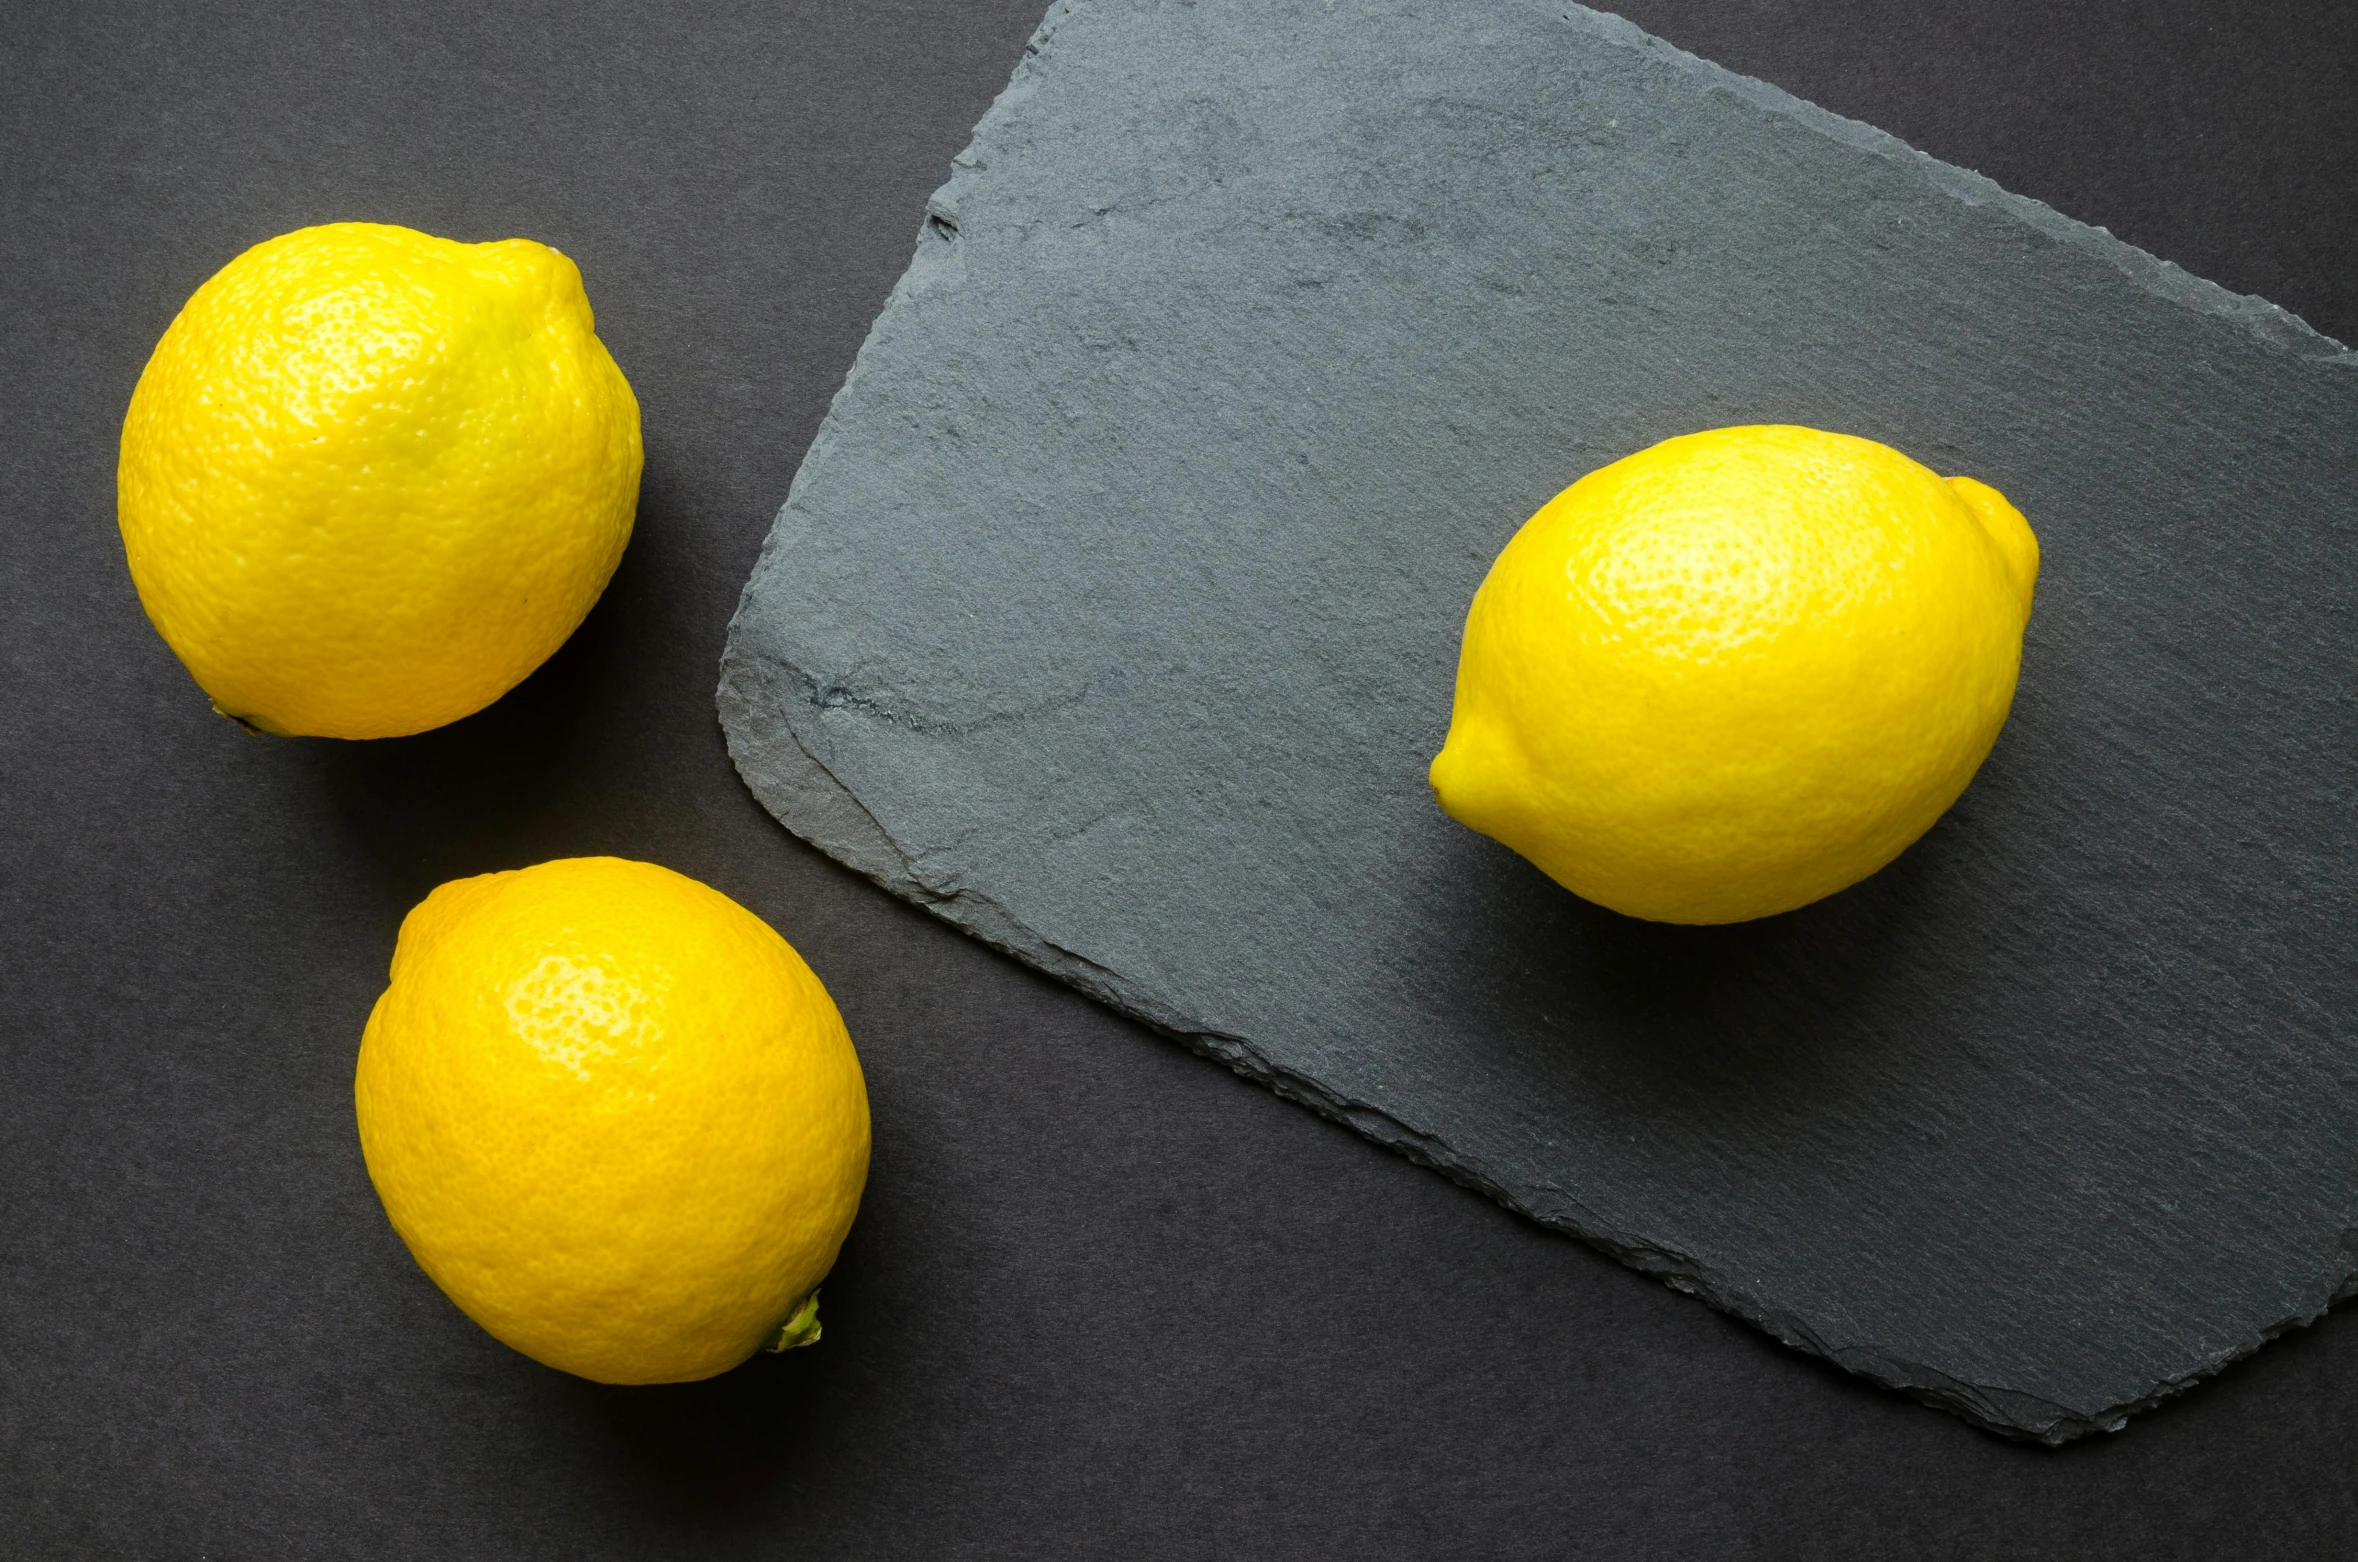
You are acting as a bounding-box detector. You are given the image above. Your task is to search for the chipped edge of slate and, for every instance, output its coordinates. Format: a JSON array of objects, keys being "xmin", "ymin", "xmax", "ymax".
[{"xmin": 720, "ymin": 0, "xmax": 2358, "ymax": 1445}]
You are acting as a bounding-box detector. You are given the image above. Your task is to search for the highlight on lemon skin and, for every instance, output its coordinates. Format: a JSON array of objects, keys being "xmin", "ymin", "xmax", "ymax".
[
  {"xmin": 1429, "ymin": 425, "xmax": 2039, "ymax": 926},
  {"xmin": 353, "ymin": 857, "xmax": 870, "ymax": 1384},
  {"xmin": 116, "ymin": 221, "xmax": 642, "ymax": 740}
]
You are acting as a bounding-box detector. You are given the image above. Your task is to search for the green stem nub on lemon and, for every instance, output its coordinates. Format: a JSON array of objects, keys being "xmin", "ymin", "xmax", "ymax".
[
  {"xmin": 766, "ymin": 1291, "xmax": 826, "ymax": 1353},
  {"xmin": 1431, "ymin": 425, "xmax": 2038, "ymax": 925}
]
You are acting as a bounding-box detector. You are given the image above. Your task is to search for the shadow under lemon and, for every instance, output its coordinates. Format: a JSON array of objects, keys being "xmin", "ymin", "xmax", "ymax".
[
  {"xmin": 305, "ymin": 599, "xmax": 609, "ymax": 902},
  {"xmin": 1403, "ymin": 425, "xmax": 2040, "ymax": 1104}
]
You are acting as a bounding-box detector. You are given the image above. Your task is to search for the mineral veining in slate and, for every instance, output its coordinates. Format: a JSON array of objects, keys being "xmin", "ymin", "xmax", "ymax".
[{"xmin": 719, "ymin": 0, "xmax": 2358, "ymax": 1440}]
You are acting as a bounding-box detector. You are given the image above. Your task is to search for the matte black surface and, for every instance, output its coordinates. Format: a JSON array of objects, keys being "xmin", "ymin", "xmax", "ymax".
[
  {"xmin": 720, "ymin": 0, "xmax": 2356, "ymax": 1442},
  {"xmin": 5, "ymin": 0, "xmax": 2358, "ymax": 1552}
]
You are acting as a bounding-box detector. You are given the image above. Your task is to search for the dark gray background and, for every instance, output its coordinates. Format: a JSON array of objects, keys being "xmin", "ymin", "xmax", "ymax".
[{"xmin": 2, "ymin": 0, "xmax": 2352, "ymax": 1555}]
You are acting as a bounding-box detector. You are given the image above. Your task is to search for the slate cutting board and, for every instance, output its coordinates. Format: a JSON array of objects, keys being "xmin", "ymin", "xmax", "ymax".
[{"xmin": 718, "ymin": 0, "xmax": 2358, "ymax": 1441}]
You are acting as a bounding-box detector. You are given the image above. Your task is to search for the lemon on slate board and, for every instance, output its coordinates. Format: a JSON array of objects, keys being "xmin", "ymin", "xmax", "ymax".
[
  {"xmin": 1430, "ymin": 424, "xmax": 2039, "ymax": 925},
  {"xmin": 117, "ymin": 222, "xmax": 641, "ymax": 739},
  {"xmin": 354, "ymin": 857, "xmax": 869, "ymax": 1384}
]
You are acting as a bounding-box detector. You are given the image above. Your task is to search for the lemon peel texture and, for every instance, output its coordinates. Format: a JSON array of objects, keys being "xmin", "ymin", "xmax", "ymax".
[
  {"xmin": 354, "ymin": 857, "xmax": 869, "ymax": 1384},
  {"xmin": 117, "ymin": 222, "xmax": 641, "ymax": 739},
  {"xmin": 1430, "ymin": 425, "xmax": 2038, "ymax": 925}
]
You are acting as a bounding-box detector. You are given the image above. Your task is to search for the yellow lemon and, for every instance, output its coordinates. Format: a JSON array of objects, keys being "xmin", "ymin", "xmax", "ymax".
[
  {"xmin": 1430, "ymin": 425, "xmax": 2038, "ymax": 924},
  {"xmin": 117, "ymin": 222, "xmax": 640, "ymax": 739},
  {"xmin": 354, "ymin": 857, "xmax": 869, "ymax": 1384}
]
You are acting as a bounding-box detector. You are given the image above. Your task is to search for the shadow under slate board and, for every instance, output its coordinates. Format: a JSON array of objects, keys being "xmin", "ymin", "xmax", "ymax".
[{"xmin": 718, "ymin": 0, "xmax": 2358, "ymax": 1441}]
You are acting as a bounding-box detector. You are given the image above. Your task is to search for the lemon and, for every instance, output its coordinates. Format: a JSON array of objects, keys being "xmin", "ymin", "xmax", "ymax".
[
  {"xmin": 1430, "ymin": 425, "xmax": 2038, "ymax": 925},
  {"xmin": 117, "ymin": 222, "xmax": 641, "ymax": 739},
  {"xmin": 353, "ymin": 857, "xmax": 869, "ymax": 1384}
]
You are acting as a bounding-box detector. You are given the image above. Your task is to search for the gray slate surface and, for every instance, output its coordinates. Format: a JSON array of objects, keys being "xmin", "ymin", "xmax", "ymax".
[{"xmin": 718, "ymin": 0, "xmax": 2358, "ymax": 1441}]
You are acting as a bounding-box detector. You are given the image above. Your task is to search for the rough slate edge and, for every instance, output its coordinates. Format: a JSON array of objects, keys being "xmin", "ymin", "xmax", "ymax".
[{"xmin": 718, "ymin": 0, "xmax": 2358, "ymax": 1443}]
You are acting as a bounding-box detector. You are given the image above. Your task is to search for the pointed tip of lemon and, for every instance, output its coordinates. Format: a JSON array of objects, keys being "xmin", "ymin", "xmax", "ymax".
[{"xmin": 1946, "ymin": 473, "xmax": 2040, "ymax": 613}]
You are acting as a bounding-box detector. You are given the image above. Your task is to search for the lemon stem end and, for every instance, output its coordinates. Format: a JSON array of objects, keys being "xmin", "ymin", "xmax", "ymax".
[
  {"xmin": 765, "ymin": 1291, "xmax": 824, "ymax": 1353},
  {"xmin": 210, "ymin": 703, "xmax": 292, "ymax": 738}
]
